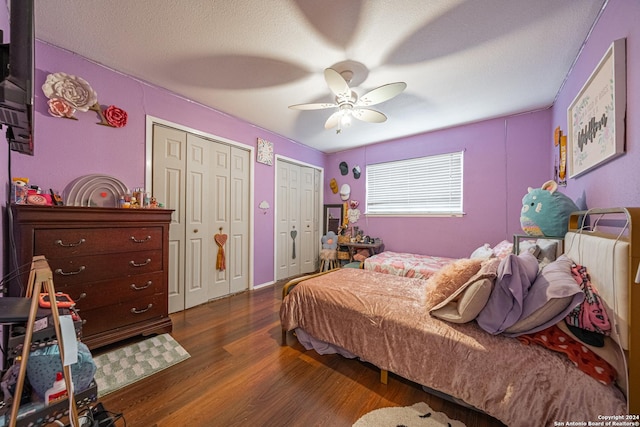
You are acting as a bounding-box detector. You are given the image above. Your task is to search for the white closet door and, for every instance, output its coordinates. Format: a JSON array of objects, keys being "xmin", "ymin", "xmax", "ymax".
[
  {"xmin": 185, "ymin": 134, "xmax": 215, "ymax": 308},
  {"xmin": 276, "ymin": 161, "xmax": 302, "ymax": 280},
  {"xmin": 313, "ymin": 168, "xmax": 321, "ymax": 271},
  {"xmin": 229, "ymin": 146, "xmax": 250, "ymax": 294},
  {"xmin": 299, "ymin": 166, "xmax": 315, "ymax": 274},
  {"xmin": 209, "ymin": 142, "xmax": 231, "ymax": 300},
  {"xmin": 152, "ymin": 125, "xmax": 187, "ymax": 313},
  {"xmin": 153, "ymin": 124, "xmax": 250, "ymax": 311},
  {"xmin": 275, "ymin": 161, "xmax": 289, "ymax": 280}
]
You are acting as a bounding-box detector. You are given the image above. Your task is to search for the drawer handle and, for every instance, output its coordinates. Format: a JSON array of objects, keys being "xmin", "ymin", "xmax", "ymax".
[
  {"xmin": 73, "ymin": 292, "xmax": 87, "ymax": 301},
  {"xmin": 55, "ymin": 238, "xmax": 86, "ymax": 247},
  {"xmin": 131, "ymin": 303, "xmax": 153, "ymax": 314},
  {"xmin": 130, "ymin": 258, "xmax": 151, "ymax": 267},
  {"xmin": 130, "ymin": 235, "xmax": 152, "ymax": 243},
  {"xmin": 55, "ymin": 266, "xmax": 86, "ymax": 276},
  {"xmin": 130, "ymin": 281, "xmax": 152, "ymax": 291}
]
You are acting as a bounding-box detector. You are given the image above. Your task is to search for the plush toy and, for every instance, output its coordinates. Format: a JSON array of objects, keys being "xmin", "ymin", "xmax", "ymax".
[
  {"xmin": 320, "ymin": 231, "xmax": 339, "ymax": 270},
  {"xmin": 520, "ymin": 180, "xmax": 578, "ymax": 237},
  {"xmin": 321, "ymin": 231, "xmax": 338, "ymax": 250}
]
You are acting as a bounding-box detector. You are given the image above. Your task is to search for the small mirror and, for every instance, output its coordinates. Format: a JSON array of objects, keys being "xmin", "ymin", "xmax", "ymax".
[{"xmin": 323, "ymin": 204, "xmax": 344, "ymax": 236}]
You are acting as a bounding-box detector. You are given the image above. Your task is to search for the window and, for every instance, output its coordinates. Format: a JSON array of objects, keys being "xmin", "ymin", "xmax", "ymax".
[{"xmin": 366, "ymin": 151, "xmax": 463, "ymax": 215}]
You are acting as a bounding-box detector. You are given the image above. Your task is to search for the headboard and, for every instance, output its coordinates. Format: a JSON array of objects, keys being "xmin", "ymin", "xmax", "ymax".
[{"xmin": 566, "ymin": 208, "xmax": 640, "ymax": 414}]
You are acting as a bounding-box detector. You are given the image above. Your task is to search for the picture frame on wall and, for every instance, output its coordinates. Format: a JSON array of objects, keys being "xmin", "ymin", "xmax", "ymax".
[
  {"xmin": 257, "ymin": 138, "xmax": 274, "ymax": 166},
  {"xmin": 567, "ymin": 38, "xmax": 626, "ymax": 178}
]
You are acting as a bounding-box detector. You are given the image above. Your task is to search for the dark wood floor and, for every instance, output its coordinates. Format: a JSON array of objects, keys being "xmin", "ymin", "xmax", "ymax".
[{"xmin": 96, "ymin": 279, "xmax": 506, "ymax": 427}]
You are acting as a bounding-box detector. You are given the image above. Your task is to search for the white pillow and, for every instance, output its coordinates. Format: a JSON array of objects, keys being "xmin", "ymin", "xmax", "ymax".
[
  {"xmin": 470, "ymin": 243, "xmax": 494, "ymax": 259},
  {"xmin": 517, "ymin": 240, "xmax": 541, "ymax": 257}
]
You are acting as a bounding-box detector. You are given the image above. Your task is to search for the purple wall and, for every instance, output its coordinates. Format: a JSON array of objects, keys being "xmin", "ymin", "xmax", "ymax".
[
  {"xmin": 325, "ymin": 111, "xmax": 552, "ymax": 258},
  {"xmin": 2, "ymin": 0, "xmax": 638, "ymax": 286},
  {"xmin": 552, "ymin": 0, "xmax": 640, "ymax": 208},
  {"xmin": 8, "ymin": 41, "xmax": 325, "ymax": 287}
]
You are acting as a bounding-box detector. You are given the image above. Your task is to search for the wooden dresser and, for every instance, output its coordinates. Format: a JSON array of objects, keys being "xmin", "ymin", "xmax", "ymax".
[{"xmin": 9, "ymin": 204, "xmax": 174, "ymax": 349}]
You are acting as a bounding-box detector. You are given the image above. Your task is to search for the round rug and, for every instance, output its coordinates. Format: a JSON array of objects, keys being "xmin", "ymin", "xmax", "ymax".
[{"xmin": 353, "ymin": 402, "xmax": 466, "ymax": 427}]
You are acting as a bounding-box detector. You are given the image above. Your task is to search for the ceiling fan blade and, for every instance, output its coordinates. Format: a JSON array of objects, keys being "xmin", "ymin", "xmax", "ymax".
[
  {"xmin": 324, "ymin": 68, "xmax": 351, "ymax": 101},
  {"xmin": 357, "ymin": 82, "xmax": 407, "ymax": 107},
  {"xmin": 352, "ymin": 108, "xmax": 387, "ymax": 123},
  {"xmin": 324, "ymin": 111, "xmax": 341, "ymax": 129},
  {"xmin": 289, "ymin": 102, "xmax": 337, "ymax": 110}
]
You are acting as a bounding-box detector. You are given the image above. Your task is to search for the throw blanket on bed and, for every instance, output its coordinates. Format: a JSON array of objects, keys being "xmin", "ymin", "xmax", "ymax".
[
  {"xmin": 363, "ymin": 251, "xmax": 456, "ymax": 278},
  {"xmin": 517, "ymin": 324, "xmax": 617, "ymax": 385},
  {"xmin": 280, "ymin": 268, "xmax": 626, "ymax": 427}
]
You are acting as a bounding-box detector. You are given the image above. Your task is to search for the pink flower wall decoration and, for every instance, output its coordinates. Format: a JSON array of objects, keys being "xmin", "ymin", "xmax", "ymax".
[{"xmin": 47, "ymin": 97, "xmax": 77, "ymax": 119}]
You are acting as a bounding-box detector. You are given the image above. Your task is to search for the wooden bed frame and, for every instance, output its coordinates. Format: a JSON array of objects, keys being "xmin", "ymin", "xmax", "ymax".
[{"xmin": 282, "ymin": 207, "xmax": 639, "ymax": 415}]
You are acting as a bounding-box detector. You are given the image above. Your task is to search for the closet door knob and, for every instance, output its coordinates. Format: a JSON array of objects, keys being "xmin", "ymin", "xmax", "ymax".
[{"xmin": 193, "ymin": 229, "xmax": 199, "ymax": 233}]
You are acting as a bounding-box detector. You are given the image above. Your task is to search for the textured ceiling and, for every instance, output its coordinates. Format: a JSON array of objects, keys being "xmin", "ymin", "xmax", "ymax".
[{"xmin": 34, "ymin": 0, "xmax": 606, "ymax": 153}]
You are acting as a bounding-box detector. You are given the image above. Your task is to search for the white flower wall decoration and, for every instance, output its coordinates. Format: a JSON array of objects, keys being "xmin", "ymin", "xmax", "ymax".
[
  {"xmin": 42, "ymin": 72, "xmax": 97, "ymax": 112},
  {"xmin": 42, "ymin": 72, "xmax": 128, "ymax": 127}
]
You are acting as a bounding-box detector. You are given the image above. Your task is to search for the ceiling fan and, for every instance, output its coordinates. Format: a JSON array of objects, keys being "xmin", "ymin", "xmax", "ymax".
[{"xmin": 289, "ymin": 68, "xmax": 407, "ymax": 133}]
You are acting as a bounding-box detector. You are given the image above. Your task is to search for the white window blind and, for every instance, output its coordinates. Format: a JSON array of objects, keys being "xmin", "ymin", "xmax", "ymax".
[{"xmin": 366, "ymin": 151, "xmax": 463, "ymax": 215}]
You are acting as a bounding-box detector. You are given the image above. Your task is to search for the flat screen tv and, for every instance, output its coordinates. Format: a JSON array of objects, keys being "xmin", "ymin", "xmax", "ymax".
[{"xmin": 0, "ymin": 0, "xmax": 34, "ymax": 155}]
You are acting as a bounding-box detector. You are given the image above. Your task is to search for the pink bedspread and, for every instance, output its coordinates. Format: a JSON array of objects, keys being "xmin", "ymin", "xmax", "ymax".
[
  {"xmin": 280, "ymin": 269, "xmax": 626, "ymax": 427},
  {"xmin": 363, "ymin": 251, "xmax": 456, "ymax": 278}
]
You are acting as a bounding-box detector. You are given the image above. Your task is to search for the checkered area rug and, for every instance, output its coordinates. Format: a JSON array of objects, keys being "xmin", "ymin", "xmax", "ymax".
[{"xmin": 93, "ymin": 334, "xmax": 190, "ymax": 397}]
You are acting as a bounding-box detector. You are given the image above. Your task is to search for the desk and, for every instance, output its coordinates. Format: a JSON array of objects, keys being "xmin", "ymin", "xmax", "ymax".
[{"xmin": 342, "ymin": 241, "xmax": 384, "ymax": 261}]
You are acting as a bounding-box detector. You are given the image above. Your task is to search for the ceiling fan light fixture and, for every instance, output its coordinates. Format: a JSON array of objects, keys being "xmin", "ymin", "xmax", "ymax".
[
  {"xmin": 289, "ymin": 64, "xmax": 407, "ymax": 133},
  {"xmin": 340, "ymin": 110, "xmax": 352, "ymax": 127}
]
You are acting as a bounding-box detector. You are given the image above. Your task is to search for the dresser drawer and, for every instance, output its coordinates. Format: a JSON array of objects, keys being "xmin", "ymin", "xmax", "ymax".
[
  {"xmin": 10, "ymin": 205, "xmax": 173, "ymax": 349},
  {"xmin": 55, "ymin": 271, "xmax": 164, "ymax": 310},
  {"xmin": 80, "ymin": 294, "xmax": 166, "ymax": 338},
  {"xmin": 48, "ymin": 250, "xmax": 163, "ymax": 286},
  {"xmin": 34, "ymin": 227, "xmax": 163, "ymax": 258}
]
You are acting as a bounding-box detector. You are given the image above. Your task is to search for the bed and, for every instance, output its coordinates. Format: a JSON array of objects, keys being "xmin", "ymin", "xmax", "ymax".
[{"xmin": 280, "ymin": 208, "xmax": 639, "ymax": 426}]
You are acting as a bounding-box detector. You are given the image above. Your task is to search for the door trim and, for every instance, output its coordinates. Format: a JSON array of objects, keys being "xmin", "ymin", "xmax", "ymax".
[{"xmin": 145, "ymin": 115, "xmax": 255, "ymax": 291}]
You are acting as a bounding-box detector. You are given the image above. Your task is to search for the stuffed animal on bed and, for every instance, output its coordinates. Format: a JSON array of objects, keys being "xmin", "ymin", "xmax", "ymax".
[{"xmin": 520, "ymin": 180, "xmax": 578, "ymax": 237}]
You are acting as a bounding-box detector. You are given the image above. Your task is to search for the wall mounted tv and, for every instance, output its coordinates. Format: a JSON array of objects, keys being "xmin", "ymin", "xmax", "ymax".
[{"xmin": 0, "ymin": 0, "xmax": 35, "ymax": 155}]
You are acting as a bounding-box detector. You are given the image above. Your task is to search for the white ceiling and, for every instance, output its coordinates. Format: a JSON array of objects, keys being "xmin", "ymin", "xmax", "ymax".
[{"xmin": 34, "ymin": 0, "xmax": 606, "ymax": 153}]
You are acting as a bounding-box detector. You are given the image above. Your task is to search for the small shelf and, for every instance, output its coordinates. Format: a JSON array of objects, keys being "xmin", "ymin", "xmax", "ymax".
[
  {"xmin": 7, "ymin": 318, "xmax": 83, "ymax": 361},
  {"xmin": 2, "ymin": 257, "xmax": 84, "ymax": 427},
  {"xmin": 512, "ymin": 234, "xmax": 564, "ymax": 254},
  {"xmin": 1, "ymin": 381, "xmax": 97, "ymax": 427}
]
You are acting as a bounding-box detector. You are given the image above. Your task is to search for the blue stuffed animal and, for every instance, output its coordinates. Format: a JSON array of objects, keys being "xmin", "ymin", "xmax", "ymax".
[{"xmin": 520, "ymin": 180, "xmax": 578, "ymax": 237}]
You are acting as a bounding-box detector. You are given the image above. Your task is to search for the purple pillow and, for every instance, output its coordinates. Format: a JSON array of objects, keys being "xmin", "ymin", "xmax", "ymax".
[
  {"xmin": 476, "ymin": 252, "xmax": 539, "ymax": 334},
  {"xmin": 504, "ymin": 255, "xmax": 584, "ymax": 337}
]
